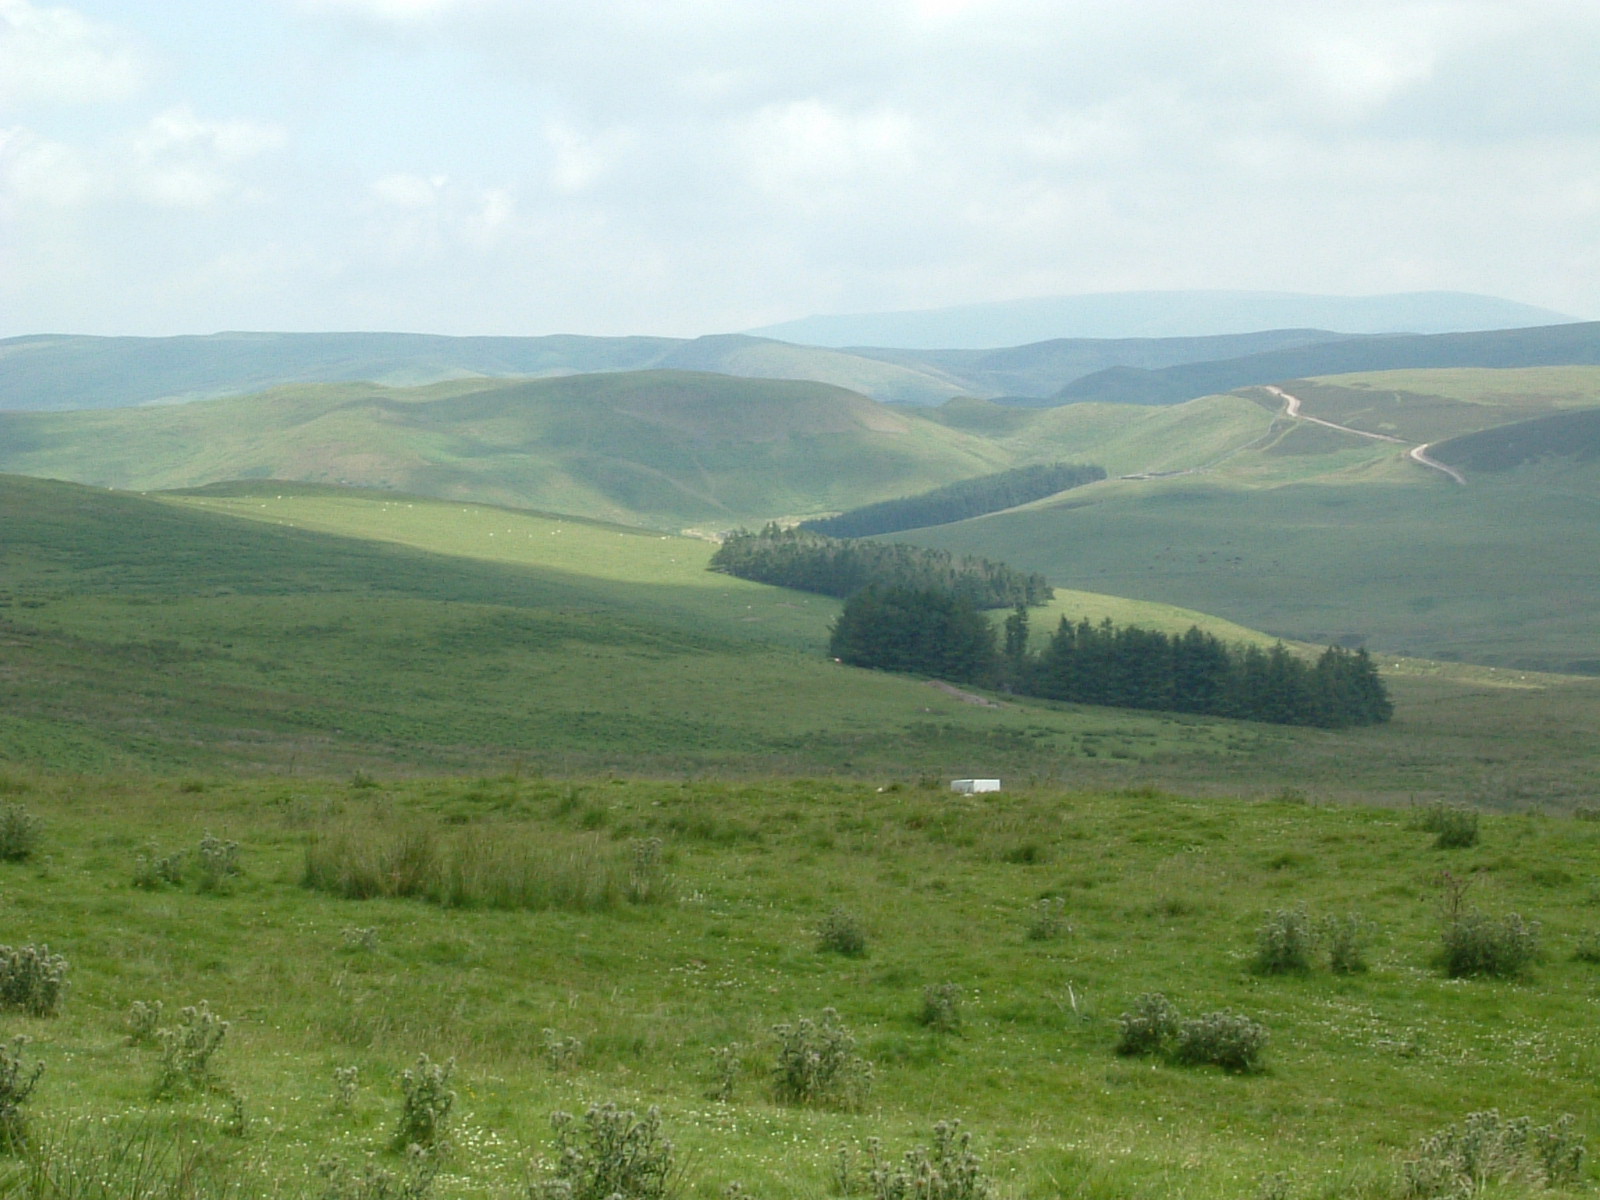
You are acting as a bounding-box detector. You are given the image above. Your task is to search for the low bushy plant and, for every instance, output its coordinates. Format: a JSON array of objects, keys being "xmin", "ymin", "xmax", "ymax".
[
  {"xmin": 394, "ymin": 1054, "xmax": 454, "ymax": 1151},
  {"xmin": 540, "ymin": 1029, "xmax": 583, "ymax": 1072},
  {"xmin": 133, "ymin": 843, "xmax": 186, "ymax": 890},
  {"xmin": 125, "ymin": 999, "xmax": 164, "ymax": 1046},
  {"xmin": 1172, "ymin": 1011, "xmax": 1269, "ymax": 1073},
  {"xmin": 1322, "ymin": 913, "xmax": 1371, "ymax": 974},
  {"xmin": 1418, "ymin": 804, "xmax": 1480, "ymax": 849},
  {"xmin": 1025, "ymin": 897, "xmax": 1068, "ymax": 942},
  {"xmin": 0, "ymin": 944, "xmax": 69, "ymax": 1017},
  {"xmin": 195, "ymin": 832, "xmax": 241, "ymax": 892},
  {"xmin": 319, "ymin": 1149, "xmax": 440, "ymax": 1200},
  {"xmin": 1402, "ymin": 1110, "xmax": 1584, "ymax": 1197},
  {"xmin": 1572, "ymin": 931, "xmax": 1600, "ymax": 964},
  {"xmin": 1114, "ymin": 993, "xmax": 1179, "ymax": 1058},
  {"xmin": 0, "ymin": 1036, "xmax": 44, "ymax": 1151},
  {"xmin": 817, "ymin": 908, "xmax": 867, "ymax": 957},
  {"xmin": 332, "ymin": 1066, "xmax": 360, "ymax": 1113},
  {"xmin": 867, "ymin": 1120, "xmax": 991, "ymax": 1200},
  {"xmin": 706, "ymin": 1044, "xmax": 741, "ymax": 1102},
  {"xmin": 771, "ymin": 1008, "xmax": 873, "ymax": 1108},
  {"xmin": 1253, "ymin": 907, "xmax": 1317, "ymax": 974},
  {"xmin": 154, "ymin": 1002, "xmax": 229, "ymax": 1097},
  {"xmin": 0, "ymin": 804, "xmax": 40, "ymax": 862},
  {"xmin": 538, "ymin": 1103, "xmax": 678, "ymax": 1200},
  {"xmin": 1442, "ymin": 911, "xmax": 1540, "ymax": 978},
  {"xmin": 917, "ymin": 984, "xmax": 962, "ymax": 1034}
]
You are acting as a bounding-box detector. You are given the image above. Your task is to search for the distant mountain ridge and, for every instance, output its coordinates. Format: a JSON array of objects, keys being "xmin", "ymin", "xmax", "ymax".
[
  {"xmin": 0, "ymin": 327, "xmax": 1359, "ymax": 411},
  {"xmin": 1056, "ymin": 321, "xmax": 1600, "ymax": 406},
  {"xmin": 744, "ymin": 290, "xmax": 1580, "ymax": 349}
]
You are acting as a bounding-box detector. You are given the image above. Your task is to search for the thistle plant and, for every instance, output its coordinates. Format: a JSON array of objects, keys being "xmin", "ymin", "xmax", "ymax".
[
  {"xmin": 394, "ymin": 1054, "xmax": 454, "ymax": 1151},
  {"xmin": 0, "ymin": 804, "xmax": 40, "ymax": 862},
  {"xmin": 154, "ymin": 1002, "xmax": 229, "ymax": 1097},
  {"xmin": 537, "ymin": 1103, "xmax": 677, "ymax": 1200},
  {"xmin": 0, "ymin": 944, "xmax": 69, "ymax": 1017},
  {"xmin": 0, "ymin": 1036, "xmax": 44, "ymax": 1151},
  {"xmin": 771, "ymin": 1008, "xmax": 873, "ymax": 1108}
]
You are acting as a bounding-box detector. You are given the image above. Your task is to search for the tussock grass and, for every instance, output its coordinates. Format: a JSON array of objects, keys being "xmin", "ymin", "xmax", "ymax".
[{"xmin": 303, "ymin": 819, "xmax": 665, "ymax": 912}]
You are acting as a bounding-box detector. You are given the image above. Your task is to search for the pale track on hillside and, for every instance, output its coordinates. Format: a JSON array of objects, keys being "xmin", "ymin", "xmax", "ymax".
[{"xmin": 1261, "ymin": 385, "xmax": 1467, "ymax": 485}]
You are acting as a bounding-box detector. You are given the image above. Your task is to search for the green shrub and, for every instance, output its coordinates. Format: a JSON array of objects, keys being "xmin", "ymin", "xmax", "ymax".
[
  {"xmin": 0, "ymin": 944, "xmax": 68, "ymax": 1017},
  {"xmin": 1114, "ymin": 993, "xmax": 1179, "ymax": 1058},
  {"xmin": 194, "ymin": 832, "xmax": 241, "ymax": 892},
  {"xmin": 536, "ymin": 1103, "xmax": 678, "ymax": 1200},
  {"xmin": 1322, "ymin": 913, "xmax": 1371, "ymax": 974},
  {"xmin": 1418, "ymin": 804, "xmax": 1480, "ymax": 849},
  {"xmin": 706, "ymin": 1044, "xmax": 741, "ymax": 1102},
  {"xmin": 540, "ymin": 1029, "xmax": 583, "ymax": 1072},
  {"xmin": 1402, "ymin": 1110, "xmax": 1584, "ymax": 1197},
  {"xmin": 771, "ymin": 1008, "xmax": 873, "ymax": 1108},
  {"xmin": 817, "ymin": 908, "xmax": 867, "ymax": 957},
  {"xmin": 132, "ymin": 843, "xmax": 186, "ymax": 890},
  {"xmin": 917, "ymin": 984, "xmax": 962, "ymax": 1034},
  {"xmin": 1441, "ymin": 911, "xmax": 1540, "ymax": 978},
  {"xmin": 394, "ymin": 1054, "xmax": 454, "ymax": 1151},
  {"xmin": 124, "ymin": 1000, "xmax": 164, "ymax": 1046},
  {"xmin": 1025, "ymin": 897, "xmax": 1068, "ymax": 942},
  {"xmin": 0, "ymin": 804, "xmax": 40, "ymax": 863},
  {"xmin": 332, "ymin": 1066, "xmax": 360, "ymax": 1113},
  {"xmin": 1573, "ymin": 931, "xmax": 1600, "ymax": 963},
  {"xmin": 1253, "ymin": 907, "xmax": 1317, "ymax": 974},
  {"xmin": 1172, "ymin": 1011, "xmax": 1269, "ymax": 1073},
  {"xmin": 0, "ymin": 1036, "xmax": 44, "ymax": 1151},
  {"xmin": 319, "ymin": 1150, "xmax": 440, "ymax": 1200},
  {"xmin": 153, "ymin": 1002, "xmax": 228, "ymax": 1097},
  {"xmin": 867, "ymin": 1120, "xmax": 991, "ymax": 1200}
]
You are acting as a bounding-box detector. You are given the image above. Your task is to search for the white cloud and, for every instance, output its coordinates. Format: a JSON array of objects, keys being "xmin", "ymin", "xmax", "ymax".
[
  {"xmin": 128, "ymin": 106, "xmax": 286, "ymax": 208},
  {"xmin": 0, "ymin": 124, "xmax": 97, "ymax": 207},
  {"xmin": 0, "ymin": 0, "xmax": 145, "ymax": 109}
]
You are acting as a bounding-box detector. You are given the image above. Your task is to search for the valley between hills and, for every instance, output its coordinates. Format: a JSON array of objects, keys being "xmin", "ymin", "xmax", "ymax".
[{"xmin": 2, "ymin": 321, "xmax": 1600, "ymax": 1199}]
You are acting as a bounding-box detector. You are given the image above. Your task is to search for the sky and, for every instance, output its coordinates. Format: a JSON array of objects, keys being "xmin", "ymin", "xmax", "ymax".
[{"xmin": 2, "ymin": 0, "xmax": 1598, "ymax": 339}]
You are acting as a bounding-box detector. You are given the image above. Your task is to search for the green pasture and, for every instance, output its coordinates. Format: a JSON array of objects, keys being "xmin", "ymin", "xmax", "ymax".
[{"xmin": 1, "ymin": 776, "xmax": 1599, "ymax": 1198}]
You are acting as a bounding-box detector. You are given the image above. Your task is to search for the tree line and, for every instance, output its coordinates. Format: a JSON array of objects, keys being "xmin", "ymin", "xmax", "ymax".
[
  {"xmin": 800, "ymin": 462, "xmax": 1107, "ymax": 538},
  {"xmin": 829, "ymin": 588, "xmax": 1393, "ymax": 729},
  {"xmin": 709, "ymin": 525, "xmax": 1053, "ymax": 609}
]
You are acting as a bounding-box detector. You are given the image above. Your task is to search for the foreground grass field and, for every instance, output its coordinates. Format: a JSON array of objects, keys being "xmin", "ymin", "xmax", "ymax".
[{"xmin": 0, "ymin": 775, "xmax": 1597, "ymax": 1198}]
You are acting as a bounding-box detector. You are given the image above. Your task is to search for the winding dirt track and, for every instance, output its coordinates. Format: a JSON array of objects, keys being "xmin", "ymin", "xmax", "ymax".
[{"xmin": 1261, "ymin": 386, "xmax": 1466, "ymax": 485}]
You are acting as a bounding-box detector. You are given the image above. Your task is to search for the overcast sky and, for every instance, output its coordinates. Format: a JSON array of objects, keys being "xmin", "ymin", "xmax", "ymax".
[{"xmin": 2, "ymin": 0, "xmax": 1597, "ymax": 338}]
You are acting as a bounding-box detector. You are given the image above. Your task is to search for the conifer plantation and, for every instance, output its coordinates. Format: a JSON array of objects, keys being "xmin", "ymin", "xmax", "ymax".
[{"xmin": 829, "ymin": 595, "xmax": 1393, "ymax": 729}]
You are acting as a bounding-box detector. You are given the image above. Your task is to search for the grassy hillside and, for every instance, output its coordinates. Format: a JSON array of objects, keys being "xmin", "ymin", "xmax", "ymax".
[
  {"xmin": 0, "ymin": 371, "xmax": 1015, "ymax": 529},
  {"xmin": 1, "ymin": 775, "xmax": 1599, "ymax": 1198},
  {"xmin": 910, "ymin": 370, "xmax": 1600, "ymax": 674},
  {"xmin": 6, "ymin": 473, "xmax": 1597, "ymax": 806},
  {"xmin": 1, "ymin": 473, "xmax": 1277, "ymax": 778},
  {"xmin": 1056, "ymin": 321, "xmax": 1600, "ymax": 406}
]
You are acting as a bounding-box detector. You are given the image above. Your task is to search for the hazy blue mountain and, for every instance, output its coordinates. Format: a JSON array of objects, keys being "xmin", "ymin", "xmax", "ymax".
[
  {"xmin": 743, "ymin": 291, "xmax": 1580, "ymax": 349},
  {"xmin": 852, "ymin": 329, "xmax": 1361, "ymax": 403},
  {"xmin": 1055, "ymin": 320, "xmax": 1600, "ymax": 406},
  {"xmin": 0, "ymin": 327, "xmax": 1355, "ymax": 412}
]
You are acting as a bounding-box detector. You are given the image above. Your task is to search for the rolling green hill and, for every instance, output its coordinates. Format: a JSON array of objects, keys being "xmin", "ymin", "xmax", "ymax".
[
  {"xmin": 6, "ymin": 472, "xmax": 1597, "ymax": 805},
  {"xmin": 1, "ymin": 472, "xmax": 1278, "ymax": 777},
  {"xmin": 0, "ymin": 371, "xmax": 1016, "ymax": 529},
  {"xmin": 1056, "ymin": 321, "xmax": 1600, "ymax": 406},
  {"xmin": 907, "ymin": 369, "xmax": 1600, "ymax": 674}
]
